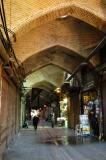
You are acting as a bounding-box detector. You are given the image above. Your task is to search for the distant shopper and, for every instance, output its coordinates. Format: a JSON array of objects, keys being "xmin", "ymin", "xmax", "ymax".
[
  {"xmin": 91, "ymin": 116, "xmax": 99, "ymax": 137},
  {"xmin": 89, "ymin": 109, "xmax": 99, "ymax": 137},
  {"xmin": 51, "ymin": 112, "xmax": 55, "ymax": 128},
  {"xmin": 33, "ymin": 115, "xmax": 39, "ymax": 130}
]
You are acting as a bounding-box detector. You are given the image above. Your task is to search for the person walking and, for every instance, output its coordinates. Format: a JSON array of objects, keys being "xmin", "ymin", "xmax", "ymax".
[
  {"xmin": 51, "ymin": 112, "xmax": 55, "ymax": 128},
  {"xmin": 33, "ymin": 115, "xmax": 39, "ymax": 130},
  {"xmin": 91, "ymin": 116, "xmax": 99, "ymax": 137}
]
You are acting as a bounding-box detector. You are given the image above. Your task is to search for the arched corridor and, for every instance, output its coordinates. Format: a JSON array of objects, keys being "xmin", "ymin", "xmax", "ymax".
[{"xmin": 0, "ymin": 0, "xmax": 106, "ymax": 159}]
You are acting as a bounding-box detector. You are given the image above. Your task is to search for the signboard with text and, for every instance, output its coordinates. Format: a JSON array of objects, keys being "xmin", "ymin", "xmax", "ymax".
[{"xmin": 80, "ymin": 115, "xmax": 90, "ymax": 135}]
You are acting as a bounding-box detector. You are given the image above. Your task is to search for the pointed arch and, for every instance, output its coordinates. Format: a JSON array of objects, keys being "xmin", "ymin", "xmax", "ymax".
[
  {"xmin": 15, "ymin": 3, "xmax": 106, "ymax": 38},
  {"xmin": 22, "ymin": 45, "xmax": 84, "ymax": 77}
]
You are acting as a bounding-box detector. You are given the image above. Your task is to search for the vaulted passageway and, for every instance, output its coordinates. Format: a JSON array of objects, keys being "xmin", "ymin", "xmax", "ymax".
[{"xmin": 0, "ymin": 0, "xmax": 106, "ymax": 159}]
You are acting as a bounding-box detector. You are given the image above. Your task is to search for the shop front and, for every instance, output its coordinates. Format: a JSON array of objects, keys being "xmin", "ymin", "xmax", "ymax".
[
  {"xmin": 102, "ymin": 73, "xmax": 106, "ymax": 139},
  {"xmin": 80, "ymin": 81, "xmax": 101, "ymax": 137}
]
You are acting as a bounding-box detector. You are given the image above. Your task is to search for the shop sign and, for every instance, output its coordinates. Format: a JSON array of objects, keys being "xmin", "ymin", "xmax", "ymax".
[
  {"xmin": 83, "ymin": 81, "xmax": 95, "ymax": 91},
  {"xmin": 79, "ymin": 115, "xmax": 90, "ymax": 135},
  {"xmin": 83, "ymin": 95, "xmax": 91, "ymax": 102}
]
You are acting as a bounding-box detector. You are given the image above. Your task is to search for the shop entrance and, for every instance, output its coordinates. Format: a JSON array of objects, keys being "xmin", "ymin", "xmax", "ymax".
[{"xmin": 81, "ymin": 89, "xmax": 101, "ymax": 138}]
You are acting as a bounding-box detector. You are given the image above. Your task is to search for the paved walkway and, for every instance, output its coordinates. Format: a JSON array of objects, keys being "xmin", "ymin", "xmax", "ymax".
[{"xmin": 3, "ymin": 120, "xmax": 106, "ymax": 160}]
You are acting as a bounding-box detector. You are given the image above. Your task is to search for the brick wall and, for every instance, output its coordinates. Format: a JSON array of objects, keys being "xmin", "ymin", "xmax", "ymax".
[
  {"xmin": 0, "ymin": 68, "xmax": 21, "ymax": 156},
  {"xmin": 3, "ymin": 0, "xmax": 106, "ymax": 37},
  {"xmin": 13, "ymin": 18, "xmax": 104, "ymax": 63}
]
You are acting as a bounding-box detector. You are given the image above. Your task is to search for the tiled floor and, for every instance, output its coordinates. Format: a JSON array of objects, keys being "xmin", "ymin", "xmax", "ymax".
[{"xmin": 3, "ymin": 121, "xmax": 106, "ymax": 160}]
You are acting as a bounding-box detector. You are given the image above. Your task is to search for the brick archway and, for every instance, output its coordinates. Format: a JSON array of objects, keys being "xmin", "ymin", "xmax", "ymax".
[
  {"xmin": 22, "ymin": 45, "xmax": 84, "ymax": 77},
  {"xmin": 13, "ymin": 2, "xmax": 106, "ymax": 39}
]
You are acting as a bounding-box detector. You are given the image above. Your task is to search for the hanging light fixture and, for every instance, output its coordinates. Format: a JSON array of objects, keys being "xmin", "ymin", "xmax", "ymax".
[
  {"xmin": 60, "ymin": 15, "xmax": 68, "ymax": 19},
  {"xmin": 55, "ymin": 87, "xmax": 61, "ymax": 93}
]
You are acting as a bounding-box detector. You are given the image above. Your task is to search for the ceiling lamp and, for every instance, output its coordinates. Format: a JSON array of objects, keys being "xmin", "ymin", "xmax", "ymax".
[
  {"xmin": 55, "ymin": 87, "xmax": 61, "ymax": 93},
  {"xmin": 60, "ymin": 15, "xmax": 68, "ymax": 19}
]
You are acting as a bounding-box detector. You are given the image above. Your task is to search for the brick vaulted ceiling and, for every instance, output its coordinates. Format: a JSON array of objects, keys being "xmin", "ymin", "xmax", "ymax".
[{"xmin": 1, "ymin": 0, "xmax": 106, "ymax": 91}]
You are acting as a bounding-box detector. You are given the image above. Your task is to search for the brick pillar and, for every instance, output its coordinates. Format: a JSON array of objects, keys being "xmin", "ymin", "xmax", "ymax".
[
  {"xmin": 67, "ymin": 97, "xmax": 74, "ymax": 129},
  {"xmin": 102, "ymin": 80, "xmax": 106, "ymax": 139},
  {"xmin": 67, "ymin": 91, "xmax": 80, "ymax": 129}
]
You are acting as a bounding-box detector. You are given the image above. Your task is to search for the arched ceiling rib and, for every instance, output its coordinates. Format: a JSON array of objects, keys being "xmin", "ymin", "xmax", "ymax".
[
  {"xmin": 23, "ymin": 45, "xmax": 84, "ymax": 76},
  {"xmin": 33, "ymin": 81, "xmax": 56, "ymax": 92},
  {"xmin": 4, "ymin": 0, "xmax": 106, "ymax": 39},
  {"xmin": 23, "ymin": 65, "xmax": 65, "ymax": 93},
  {"xmin": 1, "ymin": 0, "xmax": 106, "ymax": 92},
  {"xmin": 13, "ymin": 17, "xmax": 104, "ymax": 63}
]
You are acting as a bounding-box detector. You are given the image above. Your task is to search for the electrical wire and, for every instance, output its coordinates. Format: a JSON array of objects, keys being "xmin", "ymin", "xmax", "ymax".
[
  {"xmin": 67, "ymin": 36, "xmax": 106, "ymax": 81},
  {"xmin": 0, "ymin": 0, "xmax": 20, "ymax": 66},
  {"xmin": 0, "ymin": 0, "xmax": 25, "ymax": 81}
]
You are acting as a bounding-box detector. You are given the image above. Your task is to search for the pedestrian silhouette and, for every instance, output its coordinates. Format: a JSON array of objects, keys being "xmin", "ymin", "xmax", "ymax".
[
  {"xmin": 51, "ymin": 113, "xmax": 55, "ymax": 128},
  {"xmin": 91, "ymin": 116, "xmax": 99, "ymax": 137},
  {"xmin": 33, "ymin": 115, "xmax": 39, "ymax": 130}
]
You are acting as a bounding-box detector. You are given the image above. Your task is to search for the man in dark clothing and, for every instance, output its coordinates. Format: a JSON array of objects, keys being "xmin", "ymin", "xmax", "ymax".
[
  {"xmin": 33, "ymin": 116, "xmax": 39, "ymax": 130},
  {"xmin": 91, "ymin": 116, "xmax": 99, "ymax": 137}
]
